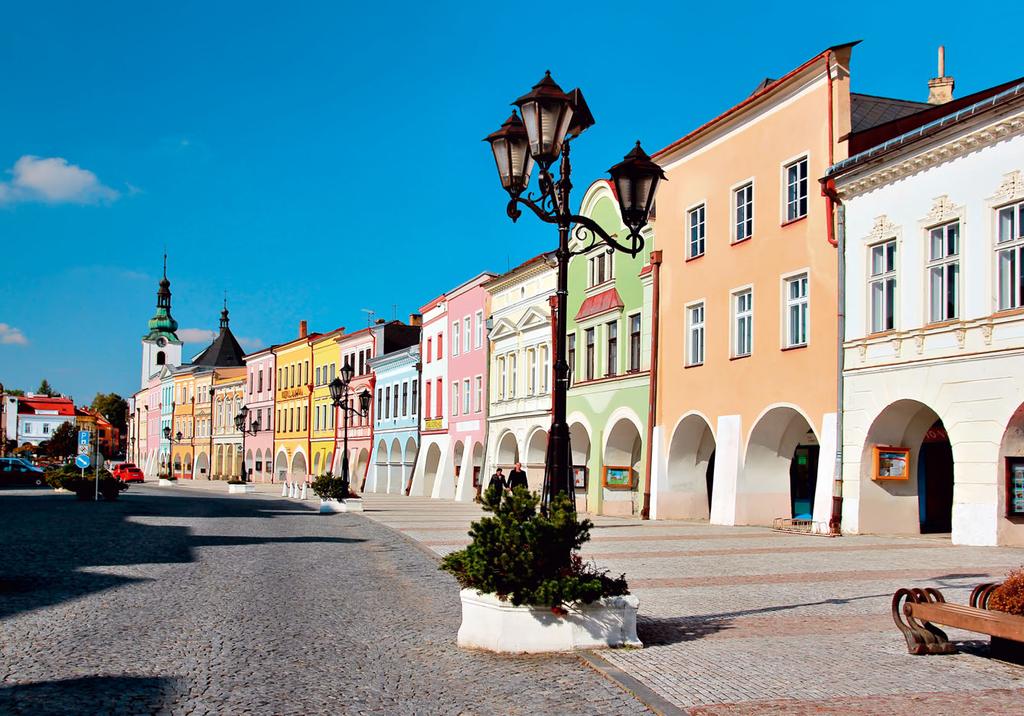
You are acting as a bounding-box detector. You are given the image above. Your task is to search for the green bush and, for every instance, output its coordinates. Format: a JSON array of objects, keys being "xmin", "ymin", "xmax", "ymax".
[
  {"xmin": 310, "ymin": 472, "xmax": 357, "ymax": 501},
  {"xmin": 440, "ymin": 486, "xmax": 628, "ymax": 610},
  {"xmin": 45, "ymin": 464, "xmax": 128, "ymax": 501}
]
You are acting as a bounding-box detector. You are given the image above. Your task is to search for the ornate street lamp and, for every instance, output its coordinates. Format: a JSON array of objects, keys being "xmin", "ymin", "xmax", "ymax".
[
  {"xmin": 234, "ymin": 405, "xmax": 260, "ymax": 482},
  {"xmin": 485, "ymin": 72, "xmax": 665, "ymax": 507},
  {"xmin": 329, "ymin": 363, "xmax": 372, "ymax": 499}
]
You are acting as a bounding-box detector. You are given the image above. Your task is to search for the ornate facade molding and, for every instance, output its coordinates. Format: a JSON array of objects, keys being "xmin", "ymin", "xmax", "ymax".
[
  {"xmin": 836, "ymin": 113, "xmax": 1024, "ymax": 198},
  {"xmin": 868, "ymin": 214, "xmax": 900, "ymax": 243},
  {"xmin": 922, "ymin": 194, "xmax": 962, "ymax": 226},
  {"xmin": 988, "ymin": 169, "xmax": 1024, "ymax": 205}
]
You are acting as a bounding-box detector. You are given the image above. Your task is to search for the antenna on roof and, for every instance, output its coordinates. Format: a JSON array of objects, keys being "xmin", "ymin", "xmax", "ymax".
[{"xmin": 360, "ymin": 308, "xmax": 375, "ymax": 327}]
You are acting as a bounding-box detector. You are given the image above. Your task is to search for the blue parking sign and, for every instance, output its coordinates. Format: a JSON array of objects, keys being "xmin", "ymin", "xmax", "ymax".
[{"xmin": 75, "ymin": 454, "xmax": 91, "ymax": 469}]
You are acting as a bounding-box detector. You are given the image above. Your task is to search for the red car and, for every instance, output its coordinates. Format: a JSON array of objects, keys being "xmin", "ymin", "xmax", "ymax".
[{"xmin": 113, "ymin": 463, "xmax": 144, "ymax": 483}]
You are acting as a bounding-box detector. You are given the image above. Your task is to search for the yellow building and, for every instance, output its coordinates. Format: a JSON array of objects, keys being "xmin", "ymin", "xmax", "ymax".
[
  {"xmin": 212, "ymin": 367, "xmax": 245, "ymax": 479},
  {"xmin": 273, "ymin": 323, "xmax": 319, "ymax": 483},
  {"xmin": 171, "ymin": 368, "xmax": 198, "ymax": 479},
  {"xmin": 311, "ymin": 328, "xmax": 344, "ymax": 477},
  {"xmin": 193, "ymin": 371, "xmax": 214, "ymax": 478}
]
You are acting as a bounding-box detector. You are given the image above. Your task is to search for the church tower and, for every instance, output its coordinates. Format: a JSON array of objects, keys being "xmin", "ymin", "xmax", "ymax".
[{"xmin": 140, "ymin": 255, "xmax": 183, "ymax": 388}]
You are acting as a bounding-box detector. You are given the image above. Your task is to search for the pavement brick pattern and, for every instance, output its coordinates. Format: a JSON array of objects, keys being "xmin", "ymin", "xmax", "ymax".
[
  {"xmin": 0, "ymin": 486, "xmax": 650, "ymax": 715},
  {"xmin": 351, "ymin": 491, "xmax": 1024, "ymax": 715}
]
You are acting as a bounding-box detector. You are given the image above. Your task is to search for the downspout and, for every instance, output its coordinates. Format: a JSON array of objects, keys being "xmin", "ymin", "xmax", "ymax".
[
  {"xmin": 824, "ymin": 49, "xmax": 839, "ymax": 247},
  {"xmin": 641, "ymin": 250, "xmax": 662, "ymax": 519},
  {"xmin": 831, "ymin": 200, "xmax": 846, "ymax": 535}
]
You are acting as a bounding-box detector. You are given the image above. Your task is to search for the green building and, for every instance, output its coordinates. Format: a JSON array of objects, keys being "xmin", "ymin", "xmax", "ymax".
[{"xmin": 566, "ymin": 180, "xmax": 655, "ymax": 517}]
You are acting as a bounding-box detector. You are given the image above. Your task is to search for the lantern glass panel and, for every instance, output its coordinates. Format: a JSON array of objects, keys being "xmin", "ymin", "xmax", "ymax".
[
  {"xmin": 341, "ymin": 361, "xmax": 354, "ymax": 384},
  {"xmin": 329, "ymin": 377, "xmax": 343, "ymax": 403}
]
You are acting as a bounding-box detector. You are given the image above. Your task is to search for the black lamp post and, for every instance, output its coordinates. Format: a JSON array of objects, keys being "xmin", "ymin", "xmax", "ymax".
[
  {"xmin": 485, "ymin": 71, "xmax": 664, "ymax": 507},
  {"xmin": 329, "ymin": 361, "xmax": 372, "ymax": 499},
  {"xmin": 163, "ymin": 426, "xmax": 185, "ymax": 478},
  {"xmin": 234, "ymin": 405, "xmax": 260, "ymax": 482}
]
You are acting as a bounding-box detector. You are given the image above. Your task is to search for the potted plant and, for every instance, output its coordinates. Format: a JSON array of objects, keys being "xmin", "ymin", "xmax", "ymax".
[
  {"xmin": 45, "ymin": 465, "xmax": 128, "ymax": 501},
  {"xmin": 311, "ymin": 473, "xmax": 362, "ymax": 513},
  {"xmin": 440, "ymin": 487, "xmax": 639, "ymax": 653}
]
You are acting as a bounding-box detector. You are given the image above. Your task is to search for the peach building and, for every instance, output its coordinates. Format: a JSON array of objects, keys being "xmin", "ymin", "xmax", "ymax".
[{"xmin": 649, "ymin": 45, "xmax": 857, "ymax": 526}]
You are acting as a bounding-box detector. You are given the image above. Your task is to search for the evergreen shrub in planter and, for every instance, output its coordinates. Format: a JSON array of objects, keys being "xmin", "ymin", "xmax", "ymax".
[
  {"xmin": 440, "ymin": 487, "xmax": 638, "ymax": 652},
  {"xmin": 45, "ymin": 465, "xmax": 128, "ymax": 501},
  {"xmin": 310, "ymin": 473, "xmax": 359, "ymax": 502}
]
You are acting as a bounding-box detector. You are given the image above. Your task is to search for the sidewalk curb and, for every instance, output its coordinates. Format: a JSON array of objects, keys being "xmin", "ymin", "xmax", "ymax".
[{"xmin": 579, "ymin": 651, "xmax": 686, "ymax": 716}]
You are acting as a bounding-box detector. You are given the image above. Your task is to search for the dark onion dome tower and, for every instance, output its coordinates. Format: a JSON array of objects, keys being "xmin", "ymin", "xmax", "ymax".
[{"xmin": 140, "ymin": 255, "xmax": 183, "ymax": 388}]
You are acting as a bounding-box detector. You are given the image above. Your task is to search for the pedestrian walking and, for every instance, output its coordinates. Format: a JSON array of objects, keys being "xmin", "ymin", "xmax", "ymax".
[
  {"xmin": 507, "ymin": 462, "xmax": 528, "ymax": 492},
  {"xmin": 487, "ymin": 467, "xmax": 506, "ymax": 495}
]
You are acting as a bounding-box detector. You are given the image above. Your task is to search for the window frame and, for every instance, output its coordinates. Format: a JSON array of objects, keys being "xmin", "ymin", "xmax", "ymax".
[
  {"xmin": 732, "ymin": 179, "xmax": 755, "ymax": 243},
  {"xmin": 782, "ymin": 155, "xmax": 809, "ymax": 223},
  {"xmin": 996, "ymin": 200, "xmax": 1024, "ymax": 311},
  {"xmin": 782, "ymin": 271, "xmax": 809, "ymax": 349},
  {"xmin": 687, "ymin": 201, "xmax": 706, "ymax": 259},
  {"xmin": 868, "ymin": 238, "xmax": 898, "ymax": 334},
  {"xmin": 686, "ymin": 300, "xmax": 705, "ymax": 367},
  {"xmin": 926, "ymin": 220, "xmax": 961, "ymax": 323},
  {"xmin": 731, "ymin": 287, "xmax": 753, "ymax": 358}
]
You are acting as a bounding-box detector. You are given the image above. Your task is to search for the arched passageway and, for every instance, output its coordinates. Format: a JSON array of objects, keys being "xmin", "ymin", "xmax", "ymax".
[
  {"xmin": 404, "ymin": 437, "xmax": 417, "ymax": 494},
  {"xmin": 275, "ymin": 451, "xmax": 289, "ymax": 483},
  {"xmin": 389, "ymin": 439, "xmax": 402, "ymax": 494},
  {"xmin": 374, "ymin": 440, "xmax": 388, "ymax": 493},
  {"xmin": 452, "ymin": 441, "xmax": 465, "ymax": 493},
  {"xmin": 665, "ymin": 414, "xmax": 717, "ymax": 520},
  {"xmin": 496, "ymin": 432, "xmax": 519, "ymax": 471},
  {"xmin": 422, "ymin": 442, "xmax": 442, "ymax": 497},
  {"xmin": 603, "ymin": 417, "xmax": 643, "ymax": 517},
  {"xmin": 739, "ymin": 407, "xmax": 818, "ymax": 525},
  {"xmin": 195, "ymin": 452, "xmax": 209, "ymax": 479},
  {"xmin": 290, "ymin": 452, "xmax": 307, "ymax": 483}
]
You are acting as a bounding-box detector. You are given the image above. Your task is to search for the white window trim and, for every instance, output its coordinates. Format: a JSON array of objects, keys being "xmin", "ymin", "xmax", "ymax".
[
  {"xmin": 993, "ymin": 199, "xmax": 1024, "ymax": 312},
  {"xmin": 780, "ymin": 269, "xmax": 810, "ymax": 349},
  {"xmin": 730, "ymin": 285, "xmax": 754, "ymax": 358},
  {"xmin": 730, "ymin": 176, "xmax": 755, "ymax": 244},
  {"xmin": 779, "ymin": 152, "xmax": 810, "ymax": 224},
  {"xmin": 685, "ymin": 199, "xmax": 707, "ymax": 260},
  {"xmin": 924, "ymin": 218, "xmax": 963, "ymax": 323},
  {"xmin": 685, "ymin": 298, "xmax": 707, "ymax": 367},
  {"xmin": 867, "ymin": 237, "xmax": 900, "ymax": 334}
]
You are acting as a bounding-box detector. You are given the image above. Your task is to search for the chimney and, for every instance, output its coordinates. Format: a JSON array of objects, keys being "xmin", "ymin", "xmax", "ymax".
[
  {"xmin": 409, "ymin": 313, "xmax": 422, "ymax": 327},
  {"xmin": 927, "ymin": 46, "xmax": 955, "ymax": 105},
  {"xmin": 299, "ymin": 320, "xmax": 308, "ymax": 338},
  {"xmin": 375, "ymin": 318, "xmax": 386, "ymax": 325}
]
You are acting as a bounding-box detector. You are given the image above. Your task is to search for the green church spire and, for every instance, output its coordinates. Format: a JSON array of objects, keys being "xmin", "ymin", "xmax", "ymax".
[{"xmin": 144, "ymin": 253, "xmax": 180, "ymax": 341}]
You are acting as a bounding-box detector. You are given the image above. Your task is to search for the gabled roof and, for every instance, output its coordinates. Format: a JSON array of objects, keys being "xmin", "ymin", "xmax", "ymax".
[{"xmin": 18, "ymin": 397, "xmax": 75, "ymax": 416}]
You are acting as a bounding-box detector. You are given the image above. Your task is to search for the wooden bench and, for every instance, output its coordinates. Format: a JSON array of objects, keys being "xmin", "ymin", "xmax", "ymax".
[{"xmin": 892, "ymin": 584, "xmax": 1024, "ymax": 662}]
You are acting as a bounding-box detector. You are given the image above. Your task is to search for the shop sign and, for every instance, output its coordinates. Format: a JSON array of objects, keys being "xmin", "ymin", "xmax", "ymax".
[
  {"xmin": 424, "ymin": 418, "xmax": 443, "ymax": 430},
  {"xmin": 280, "ymin": 387, "xmax": 308, "ymax": 400},
  {"xmin": 872, "ymin": 445, "xmax": 910, "ymax": 480}
]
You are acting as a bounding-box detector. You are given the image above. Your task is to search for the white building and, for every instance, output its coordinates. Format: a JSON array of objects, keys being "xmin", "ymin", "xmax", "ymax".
[
  {"xmin": 410, "ymin": 294, "xmax": 450, "ymax": 497},
  {"xmin": 483, "ymin": 253, "xmax": 556, "ymax": 492},
  {"xmin": 830, "ymin": 77, "xmax": 1024, "ymax": 546}
]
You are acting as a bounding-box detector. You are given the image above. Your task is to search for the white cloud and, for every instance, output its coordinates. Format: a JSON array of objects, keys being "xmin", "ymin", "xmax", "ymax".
[
  {"xmin": 0, "ymin": 323, "xmax": 29, "ymax": 345},
  {"xmin": 0, "ymin": 155, "xmax": 119, "ymax": 205},
  {"xmin": 178, "ymin": 328, "xmax": 217, "ymax": 344}
]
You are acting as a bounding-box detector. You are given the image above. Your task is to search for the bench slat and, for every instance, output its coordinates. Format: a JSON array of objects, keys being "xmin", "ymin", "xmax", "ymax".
[{"xmin": 910, "ymin": 602, "xmax": 1024, "ymax": 641}]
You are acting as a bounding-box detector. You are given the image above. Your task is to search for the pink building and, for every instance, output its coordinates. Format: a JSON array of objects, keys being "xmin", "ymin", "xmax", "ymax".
[
  {"xmin": 243, "ymin": 348, "xmax": 276, "ymax": 482},
  {"xmin": 412, "ymin": 272, "xmax": 495, "ymax": 501},
  {"xmin": 143, "ymin": 376, "xmax": 162, "ymax": 478}
]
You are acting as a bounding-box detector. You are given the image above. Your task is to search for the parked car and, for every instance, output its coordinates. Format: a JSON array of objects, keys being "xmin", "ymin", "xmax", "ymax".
[
  {"xmin": 112, "ymin": 463, "xmax": 144, "ymax": 483},
  {"xmin": 0, "ymin": 457, "xmax": 46, "ymax": 487}
]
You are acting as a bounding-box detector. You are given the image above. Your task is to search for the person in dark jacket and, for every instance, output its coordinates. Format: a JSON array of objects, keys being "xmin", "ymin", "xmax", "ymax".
[
  {"xmin": 507, "ymin": 462, "xmax": 528, "ymax": 492},
  {"xmin": 487, "ymin": 467, "xmax": 506, "ymax": 495}
]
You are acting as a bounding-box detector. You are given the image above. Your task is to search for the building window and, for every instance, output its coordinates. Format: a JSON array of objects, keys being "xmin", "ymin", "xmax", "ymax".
[
  {"xmin": 411, "ymin": 379, "xmax": 418, "ymax": 415},
  {"xmin": 452, "ymin": 321, "xmax": 460, "ymax": 356},
  {"xmin": 539, "ymin": 344, "xmax": 549, "ymax": 393},
  {"xmin": 463, "ymin": 379, "xmax": 470, "ymax": 414},
  {"xmin": 464, "ymin": 317, "xmax": 472, "ymax": 352},
  {"xmin": 315, "ymin": 367, "xmax": 321, "ymax": 386},
  {"xmin": 436, "ymin": 378, "xmax": 443, "ymax": 418},
  {"xmin": 628, "ymin": 313, "xmax": 641, "ymax": 371},
  {"xmin": 330, "ymin": 363, "xmax": 336, "ymax": 381},
  {"xmin": 258, "ymin": 370, "xmax": 263, "ymax": 393},
  {"xmin": 869, "ymin": 239, "xmax": 897, "ymax": 332},
  {"xmin": 997, "ymin": 201, "xmax": 1024, "ymax": 310},
  {"xmin": 497, "ymin": 356, "xmax": 506, "ymax": 400},
  {"xmin": 928, "ymin": 221, "xmax": 960, "ymax": 322},
  {"xmin": 508, "ymin": 354, "xmax": 517, "ymax": 398},
  {"xmin": 606, "ymin": 320, "xmax": 618, "ymax": 376},
  {"xmin": 785, "ymin": 274, "xmax": 809, "ymax": 347},
  {"xmin": 402, "ymin": 382, "xmax": 408, "ymax": 416},
  {"xmin": 474, "ymin": 376, "xmax": 483, "ymax": 412},
  {"xmin": 784, "ymin": 157, "xmax": 808, "ymax": 222},
  {"xmin": 734, "ymin": 182, "xmax": 754, "ymax": 242},
  {"xmin": 688, "ymin": 204, "xmax": 705, "ymax": 258},
  {"xmin": 426, "ymin": 338, "xmax": 432, "ymax": 363},
  {"xmin": 475, "ymin": 310, "xmax": 484, "ymax": 348},
  {"xmin": 733, "ymin": 289, "xmax": 753, "ymax": 357},
  {"xmin": 424, "ymin": 381, "xmax": 431, "ymax": 420},
  {"xmin": 437, "ymin": 334, "xmax": 443, "ymax": 360},
  {"xmin": 385, "ymin": 386, "xmax": 391, "ymax": 419},
  {"xmin": 526, "ymin": 348, "xmax": 536, "ymax": 394},
  {"xmin": 451, "ymin": 383, "xmax": 459, "ymax": 416},
  {"xmin": 687, "ymin": 303, "xmax": 705, "ymax": 366},
  {"xmin": 567, "ymin": 333, "xmax": 576, "ymax": 382},
  {"xmin": 588, "ymin": 251, "xmax": 614, "ymax": 287},
  {"xmin": 359, "ymin": 350, "xmax": 366, "ymax": 375},
  {"xmin": 585, "ymin": 328, "xmax": 595, "ymax": 380}
]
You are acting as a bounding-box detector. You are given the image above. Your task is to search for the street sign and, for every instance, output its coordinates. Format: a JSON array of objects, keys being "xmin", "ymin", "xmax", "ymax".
[
  {"xmin": 78, "ymin": 430, "xmax": 91, "ymax": 455},
  {"xmin": 75, "ymin": 454, "xmax": 91, "ymax": 469}
]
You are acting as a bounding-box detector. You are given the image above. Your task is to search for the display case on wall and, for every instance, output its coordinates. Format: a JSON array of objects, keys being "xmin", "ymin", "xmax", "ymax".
[
  {"xmin": 1006, "ymin": 458, "xmax": 1024, "ymax": 517},
  {"xmin": 872, "ymin": 446, "xmax": 910, "ymax": 480}
]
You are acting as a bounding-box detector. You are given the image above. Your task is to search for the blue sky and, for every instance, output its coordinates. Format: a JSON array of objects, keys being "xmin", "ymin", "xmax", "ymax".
[{"xmin": 1, "ymin": 1, "xmax": 1020, "ymax": 402}]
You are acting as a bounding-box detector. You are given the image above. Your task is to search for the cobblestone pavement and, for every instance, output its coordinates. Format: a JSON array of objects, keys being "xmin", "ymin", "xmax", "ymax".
[
  {"xmin": 339, "ymin": 490, "xmax": 1024, "ymax": 715},
  {"xmin": 0, "ymin": 485, "xmax": 650, "ymax": 715}
]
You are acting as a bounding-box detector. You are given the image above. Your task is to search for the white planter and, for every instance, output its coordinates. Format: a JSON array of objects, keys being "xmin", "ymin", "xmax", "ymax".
[
  {"xmin": 457, "ymin": 589, "xmax": 642, "ymax": 653},
  {"xmin": 228, "ymin": 484, "xmax": 256, "ymax": 494},
  {"xmin": 158, "ymin": 478, "xmax": 176, "ymax": 486},
  {"xmin": 318, "ymin": 498, "xmax": 363, "ymax": 513}
]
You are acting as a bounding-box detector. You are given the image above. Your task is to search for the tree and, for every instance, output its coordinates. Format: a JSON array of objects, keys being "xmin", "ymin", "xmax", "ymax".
[
  {"xmin": 37, "ymin": 379, "xmax": 57, "ymax": 397},
  {"xmin": 4, "ymin": 388, "xmax": 25, "ymax": 396},
  {"xmin": 45, "ymin": 421, "xmax": 77, "ymax": 459},
  {"xmin": 90, "ymin": 392, "xmax": 128, "ymax": 434}
]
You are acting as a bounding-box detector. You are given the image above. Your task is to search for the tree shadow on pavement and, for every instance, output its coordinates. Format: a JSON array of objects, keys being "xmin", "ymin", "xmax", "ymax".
[
  {"xmin": 0, "ymin": 675, "xmax": 180, "ymax": 715},
  {"xmin": 0, "ymin": 490, "xmax": 363, "ymax": 621}
]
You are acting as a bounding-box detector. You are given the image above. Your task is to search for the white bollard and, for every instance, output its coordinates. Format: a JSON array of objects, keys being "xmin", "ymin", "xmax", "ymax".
[
  {"xmin": 300, "ymin": 483, "xmax": 307, "ymax": 500},
  {"xmin": 281, "ymin": 482, "xmax": 288, "ymax": 497},
  {"xmin": 291, "ymin": 483, "xmax": 297, "ymax": 498}
]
